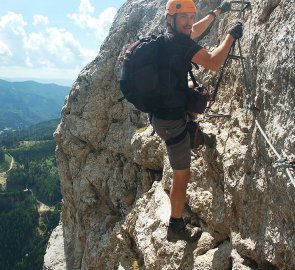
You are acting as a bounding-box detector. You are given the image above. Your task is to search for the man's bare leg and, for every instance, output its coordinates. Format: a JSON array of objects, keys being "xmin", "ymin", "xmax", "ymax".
[
  {"xmin": 170, "ymin": 168, "xmax": 190, "ymax": 218},
  {"xmin": 167, "ymin": 167, "xmax": 202, "ymax": 242}
]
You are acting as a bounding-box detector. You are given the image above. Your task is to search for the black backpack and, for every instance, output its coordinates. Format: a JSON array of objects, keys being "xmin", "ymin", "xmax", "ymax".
[
  {"xmin": 119, "ymin": 34, "xmax": 166, "ymax": 113},
  {"xmin": 119, "ymin": 34, "xmax": 209, "ymax": 114}
]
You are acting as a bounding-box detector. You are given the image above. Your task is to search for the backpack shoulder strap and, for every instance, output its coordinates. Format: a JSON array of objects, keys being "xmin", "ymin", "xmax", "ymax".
[
  {"xmin": 189, "ymin": 64, "xmax": 200, "ymax": 87},
  {"xmin": 154, "ymin": 34, "xmax": 165, "ymax": 52}
]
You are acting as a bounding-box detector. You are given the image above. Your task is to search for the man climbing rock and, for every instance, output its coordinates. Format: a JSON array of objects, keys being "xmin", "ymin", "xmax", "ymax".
[{"xmin": 150, "ymin": 0, "xmax": 243, "ymax": 242}]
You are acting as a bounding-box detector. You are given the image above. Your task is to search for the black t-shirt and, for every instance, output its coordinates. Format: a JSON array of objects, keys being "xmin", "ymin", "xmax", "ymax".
[{"xmin": 157, "ymin": 32, "xmax": 203, "ymax": 109}]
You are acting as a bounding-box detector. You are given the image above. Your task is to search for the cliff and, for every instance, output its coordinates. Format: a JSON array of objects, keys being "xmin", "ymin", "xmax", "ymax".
[
  {"xmin": 52, "ymin": 0, "xmax": 295, "ymax": 269},
  {"xmin": 43, "ymin": 222, "xmax": 66, "ymax": 270}
]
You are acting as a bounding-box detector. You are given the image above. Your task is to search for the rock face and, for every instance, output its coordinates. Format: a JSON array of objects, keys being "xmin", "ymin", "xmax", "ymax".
[
  {"xmin": 53, "ymin": 0, "xmax": 295, "ymax": 269},
  {"xmin": 43, "ymin": 222, "xmax": 66, "ymax": 270}
]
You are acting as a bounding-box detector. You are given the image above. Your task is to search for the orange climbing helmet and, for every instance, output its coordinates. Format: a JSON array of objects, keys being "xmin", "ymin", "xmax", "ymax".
[{"xmin": 165, "ymin": 0, "xmax": 198, "ymax": 17}]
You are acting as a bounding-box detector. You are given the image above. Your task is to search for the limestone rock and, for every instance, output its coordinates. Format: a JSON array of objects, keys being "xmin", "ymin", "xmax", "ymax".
[
  {"xmin": 43, "ymin": 222, "xmax": 66, "ymax": 270},
  {"xmin": 53, "ymin": 0, "xmax": 295, "ymax": 269}
]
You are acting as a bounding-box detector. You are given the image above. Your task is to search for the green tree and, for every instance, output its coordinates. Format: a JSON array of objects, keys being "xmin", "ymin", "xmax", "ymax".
[
  {"xmin": 6, "ymin": 166, "xmax": 28, "ymax": 191},
  {"xmin": 0, "ymin": 121, "xmax": 62, "ymax": 269},
  {"xmin": 0, "ymin": 193, "xmax": 60, "ymax": 270},
  {"xmin": 0, "ymin": 194, "xmax": 38, "ymax": 269},
  {"xmin": 0, "ymin": 148, "xmax": 4, "ymax": 164}
]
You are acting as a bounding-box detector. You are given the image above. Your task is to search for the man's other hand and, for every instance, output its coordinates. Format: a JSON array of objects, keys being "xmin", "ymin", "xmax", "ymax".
[{"xmin": 228, "ymin": 21, "xmax": 243, "ymax": 39}]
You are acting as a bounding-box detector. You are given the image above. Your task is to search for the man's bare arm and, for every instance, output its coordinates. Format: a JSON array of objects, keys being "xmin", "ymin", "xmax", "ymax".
[
  {"xmin": 192, "ymin": 19, "xmax": 243, "ymax": 71},
  {"xmin": 192, "ymin": 34, "xmax": 234, "ymax": 71},
  {"xmin": 191, "ymin": 9, "xmax": 221, "ymax": 40}
]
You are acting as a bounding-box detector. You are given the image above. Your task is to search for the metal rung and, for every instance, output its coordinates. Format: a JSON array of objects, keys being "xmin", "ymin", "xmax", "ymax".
[
  {"xmin": 228, "ymin": 54, "xmax": 245, "ymax": 60},
  {"xmin": 231, "ymin": 9, "xmax": 249, "ymax": 12},
  {"xmin": 230, "ymin": 1, "xmax": 251, "ymax": 4}
]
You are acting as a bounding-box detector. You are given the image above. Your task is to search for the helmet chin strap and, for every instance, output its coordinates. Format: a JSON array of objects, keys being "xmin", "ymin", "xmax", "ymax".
[{"xmin": 167, "ymin": 15, "xmax": 178, "ymax": 34}]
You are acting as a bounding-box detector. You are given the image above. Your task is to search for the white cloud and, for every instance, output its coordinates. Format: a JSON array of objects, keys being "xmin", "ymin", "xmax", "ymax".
[
  {"xmin": 79, "ymin": 0, "xmax": 95, "ymax": 13},
  {"xmin": 0, "ymin": 1, "xmax": 118, "ymax": 83},
  {"xmin": 95, "ymin": 7, "xmax": 117, "ymax": 40},
  {"xmin": 0, "ymin": 12, "xmax": 27, "ymax": 65},
  {"xmin": 32, "ymin": 15, "xmax": 49, "ymax": 26},
  {"xmin": 0, "ymin": 40, "xmax": 12, "ymax": 56},
  {"xmin": 0, "ymin": 11, "xmax": 27, "ymax": 35},
  {"xmin": 0, "ymin": 11, "xmax": 96, "ymax": 71},
  {"xmin": 68, "ymin": 0, "xmax": 117, "ymax": 41},
  {"xmin": 25, "ymin": 27, "xmax": 96, "ymax": 68}
]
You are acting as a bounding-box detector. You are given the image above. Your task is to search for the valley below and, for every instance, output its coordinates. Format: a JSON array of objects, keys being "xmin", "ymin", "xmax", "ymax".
[{"xmin": 0, "ymin": 117, "xmax": 62, "ymax": 270}]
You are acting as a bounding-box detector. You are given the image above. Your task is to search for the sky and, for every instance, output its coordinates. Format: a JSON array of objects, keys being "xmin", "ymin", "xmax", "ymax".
[{"xmin": 0, "ymin": 0, "xmax": 126, "ymax": 86}]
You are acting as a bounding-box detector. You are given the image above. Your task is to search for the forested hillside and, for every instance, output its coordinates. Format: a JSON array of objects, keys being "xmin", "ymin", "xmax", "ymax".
[
  {"xmin": 0, "ymin": 79, "xmax": 69, "ymax": 130},
  {"xmin": 0, "ymin": 120, "xmax": 61, "ymax": 270},
  {"xmin": 0, "ymin": 119, "xmax": 60, "ymax": 148}
]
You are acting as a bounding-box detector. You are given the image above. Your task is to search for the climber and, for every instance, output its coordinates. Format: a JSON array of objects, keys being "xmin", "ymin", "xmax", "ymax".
[{"xmin": 150, "ymin": 0, "xmax": 243, "ymax": 242}]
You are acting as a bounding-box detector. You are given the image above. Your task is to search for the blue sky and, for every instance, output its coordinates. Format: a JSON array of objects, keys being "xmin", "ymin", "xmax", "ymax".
[{"xmin": 0, "ymin": 0, "xmax": 126, "ymax": 86}]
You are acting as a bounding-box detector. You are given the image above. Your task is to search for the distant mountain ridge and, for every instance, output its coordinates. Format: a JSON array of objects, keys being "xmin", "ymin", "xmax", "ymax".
[{"xmin": 0, "ymin": 79, "xmax": 69, "ymax": 130}]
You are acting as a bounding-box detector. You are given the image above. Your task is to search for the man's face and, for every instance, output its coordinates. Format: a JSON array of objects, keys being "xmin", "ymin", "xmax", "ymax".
[{"xmin": 175, "ymin": 12, "xmax": 196, "ymax": 36}]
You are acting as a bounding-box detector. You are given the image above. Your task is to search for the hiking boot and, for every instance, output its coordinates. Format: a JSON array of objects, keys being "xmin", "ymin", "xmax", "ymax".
[{"xmin": 167, "ymin": 219, "xmax": 202, "ymax": 243}]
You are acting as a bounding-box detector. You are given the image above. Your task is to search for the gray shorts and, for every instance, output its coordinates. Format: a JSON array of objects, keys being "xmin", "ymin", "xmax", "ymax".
[{"xmin": 151, "ymin": 116, "xmax": 191, "ymax": 170}]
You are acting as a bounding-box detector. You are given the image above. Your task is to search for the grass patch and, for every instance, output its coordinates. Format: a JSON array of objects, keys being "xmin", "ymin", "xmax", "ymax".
[
  {"xmin": 16, "ymin": 140, "xmax": 51, "ymax": 149},
  {"xmin": 0, "ymin": 154, "xmax": 11, "ymax": 172},
  {"xmin": 18, "ymin": 141, "xmax": 40, "ymax": 147}
]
